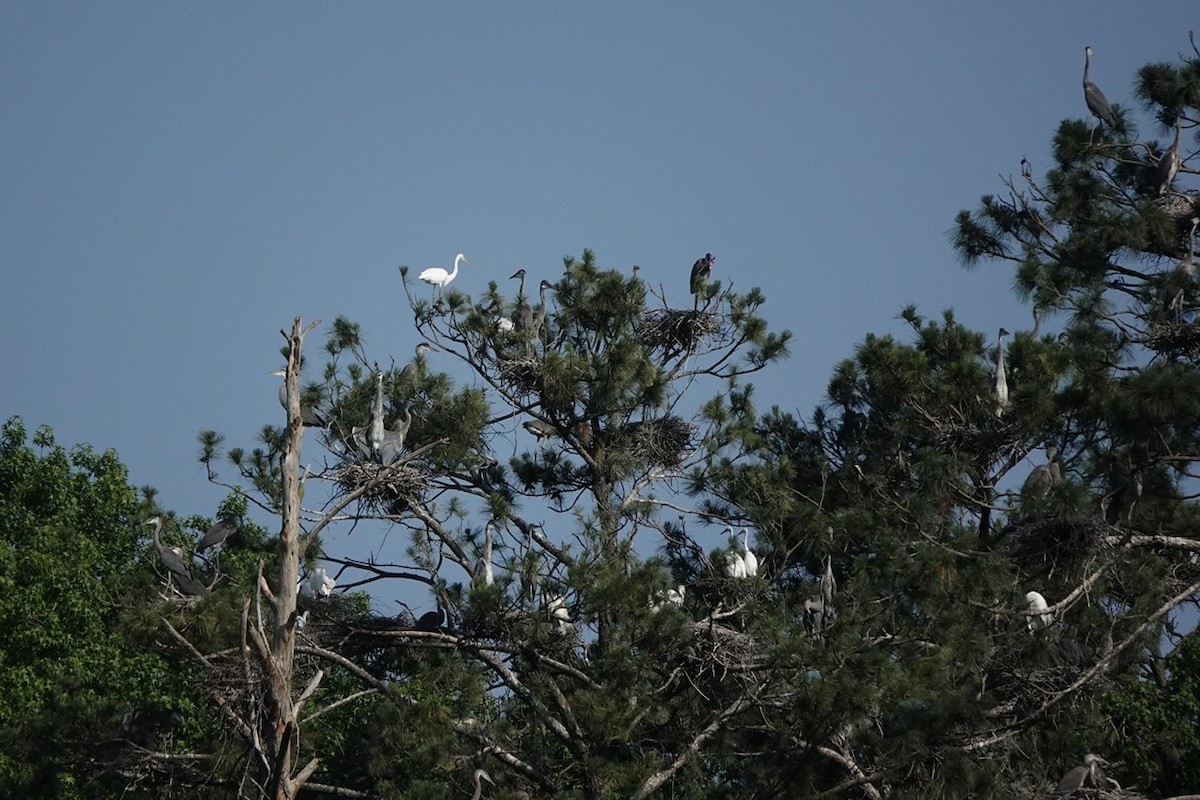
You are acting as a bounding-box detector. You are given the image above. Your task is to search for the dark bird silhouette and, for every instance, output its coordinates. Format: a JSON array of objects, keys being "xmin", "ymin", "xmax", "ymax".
[
  {"xmin": 415, "ymin": 603, "xmax": 445, "ymax": 631},
  {"xmin": 197, "ymin": 517, "xmax": 238, "ymax": 554},
  {"xmin": 689, "ymin": 252, "xmax": 715, "ymax": 305}
]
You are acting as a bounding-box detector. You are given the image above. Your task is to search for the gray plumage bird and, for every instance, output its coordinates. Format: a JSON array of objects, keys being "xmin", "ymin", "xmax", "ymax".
[
  {"xmin": 526, "ymin": 280, "xmax": 554, "ymax": 355},
  {"xmin": 523, "ymin": 419, "xmax": 556, "ymax": 442},
  {"xmin": 366, "ymin": 367, "xmax": 387, "ymax": 462},
  {"xmin": 473, "ymin": 520, "xmax": 495, "ymax": 587},
  {"xmin": 197, "ymin": 517, "xmax": 238, "ymax": 554},
  {"xmin": 1083, "ymin": 46, "xmax": 1118, "ymax": 130},
  {"xmin": 1156, "ymin": 119, "xmax": 1182, "ymax": 195},
  {"xmin": 144, "ymin": 516, "xmax": 206, "ymax": 596},
  {"xmin": 377, "ymin": 407, "xmax": 412, "ymax": 466},
  {"xmin": 1055, "ymin": 753, "xmax": 1107, "ymax": 795},
  {"xmin": 1023, "ymin": 446, "xmax": 1062, "ymax": 497},
  {"xmin": 269, "ymin": 369, "xmax": 327, "ymax": 427},
  {"xmin": 689, "ymin": 252, "xmax": 715, "ymax": 305},
  {"xmin": 992, "ymin": 327, "xmax": 1010, "ymax": 417}
]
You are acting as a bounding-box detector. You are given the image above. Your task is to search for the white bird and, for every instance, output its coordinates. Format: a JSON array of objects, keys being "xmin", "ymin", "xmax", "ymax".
[
  {"xmin": 992, "ymin": 327, "xmax": 1010, "ymax": 417},
  {"xmin": 296, "ymin": 610, "xmax": 309, "ymax": 630},
  {"xmin": 367, "ymin": 368, "xmax": 386, "ymax": 461},
  {"xmin": 470, "ymin": 768, "xmax": 494, "ymax": 800},
  {"xmin": 820, "ymin": 555, "xmax": 836, "ymax": 609},
  {"xmin": 651, "ymin": 584, "xmax": 686, "ymax": 612},
  {"xmin": 1024, "ymin": 590, "xmax": 1053, "ymax": 631},
  {"xmin": 724, "ymin": 550, "xmax": 746, "ymax": 579},
  {"xmin": 419, "ymin": 253, "xmax": 468, "ymax": 290},
  {"xmin": 740, "ymin": 528, "xmax": 758, "ymax": 577},
  {"xmin": 547, "ymin": 594, "xmax": 571, "ymax": 634},
  {"xmin": 473, "ymin": 521, "xmax": 495, "ymax": 587},
  {"xmin": 304, "ymin": 567, "xmax": 336, "ymax": 599},
  {"xmin": 497, "ymin": 316, "xmax": 514, "ymax": 333}
]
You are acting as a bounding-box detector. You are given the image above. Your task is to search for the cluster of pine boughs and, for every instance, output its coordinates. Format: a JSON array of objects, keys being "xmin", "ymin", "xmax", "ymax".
[{"xmin": 2, "ymin": 42, "xmax": 1199, "ymax": 800}]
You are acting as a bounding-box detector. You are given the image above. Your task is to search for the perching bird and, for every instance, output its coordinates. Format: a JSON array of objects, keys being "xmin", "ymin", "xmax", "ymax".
[
  {"xmin": 724, "ymin": 550, "xmax": 747, "ymax": 579},
  {"xmin": 1180, "ymin": 217, "xmax": 1199, "ymax": 277},
  {"xmin": 651, "ymin": 584, "xmax": 686, "ymax": 612},
  {"xmin": 1083, "ymin": 46, "xmax": 1118, "ymax": 130},
  {"xmin": 1156, "ymin": 119, "xmax": 1182, "ymax": 195},
  {"xmin": 547, "ymin": 594, "xmax": 571, "ymax": 634},
  {"xmin": 527, "ymin": 280, "xmax": 554, "ymax": 355},
  {"xmin": 1023, "ymin": 447, "xmax": 1063, "ymax": 497},
  {"xmin": 740, "ymin": 528, "xmax": 758, "ymax": 577},
  {"xmin": 121, "ymin": 708, "xmax": 183, "ymax": 750},
  {"xmin": 473, "ymin": 521, "xmax": 495, "ymax": 587},
  {"xmin": 992, "ymin": 327, "xmax": 1010, "ymax": 417},
  {"xmin": 803, "ymin": 595, "xmax": 827, "ymax": 635},
  {"xmin": 1024, "ymin": 590, "xmax": 1054, "ymax": 631},
  {"xmin": 497, "ymin": 316, "xmax": 514, "ymax": 333},
  {"xmin": 197, "ymin": 517, "xmax": 238, "ymax": 554},
  {"xmin": 1055, "ymin": 753, "xmax": 1107, "ymax": 795},
  {"xmin": 269, "ymin": 369, "xmax": 327, "ymax": 427},
  {"xmin": 689, "ymin": 252, "xmax": 715, "ymax": 305},
  {"xmin": 523, "ymin": 419, "xmax": 556, "ymax": 442},
  {"xmin": 304, "ymin": 567, "xmax": 336, "ymax": 599},
  {"xmin": 820, "ymin": 555, "xmax": 836, "ymax": 609},
  {"xmin": 377, "ymin": 407, "xmax": 412, "ymax": 466},
  {"xmin": 144, "ymin": 517, "xmax": 206, "ymax": 596},
  {"xmin": 419, "ymin": 253, "xmax": 468, "ymax": 290},
  {"xmin": 470, "ymin": 768, "xmax": 494, "ymax": 800},
  {"xmin": 367, "ymin": 368, "xmax": 387, "ymax": 462}
]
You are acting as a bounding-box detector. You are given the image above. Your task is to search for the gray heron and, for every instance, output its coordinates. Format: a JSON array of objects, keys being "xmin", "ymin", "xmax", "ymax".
[
  {"xmin": 367, "ymin": 367, "xmax": 386, "ymax": 462},
  {"xmin": 197, "ymin": 517, "xmax": 238, "ymax": 554},
  {"xmin": 1083, "ymin": 46, "xmax": 1117, "ymax": 130},
  {"xmin": 1023, "ymin": 447, "xmax": 1062, "ymax": 497},
  {"xmin": 527, "ymin": 280, "xmax": 554, "ymax": 355},
  {"xmin": 144, "ymin": 517, "xmax": 206, "ymax": 596},
  {"xmin": 419, "ymin": 253, "xmax": 468, "ymax": 290},
  {"xmin": 415, "ymin": 603, "xmax": 445, "ymax": 630},
  {"xmin": 1055, "ymin": 753, "xmax": 1107, "ymax": 795},
  {"xmin": 1156, "ymin": 119, "xmax": 1182, "ymax": 195},
  {"xmin": 689, "ymin": 252, "xmax": 714, "ymax": 304},
  {"xmin": 820, "ymin": 555, "xmax": 836, "ymax": 609},
  {"xmin": 269, "ymin": 370, "xmax": 327, "ymax": 427},
  {"xmin": 377, "ymin": 406, "xmax": 412, "ymax": 466},
  {"xmin": 523, "ymin": 419, "xmax": 556, "ymax": 442},
  {"xmin": 398, "ymin": 343, "xmax": 432, "ymax": 389},
  {"xmin": 993, "ymin": 327, "xmax": 1010, "ymax": 417}
]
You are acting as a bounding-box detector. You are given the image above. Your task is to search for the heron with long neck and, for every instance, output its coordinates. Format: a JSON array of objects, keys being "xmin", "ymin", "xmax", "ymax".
[
  {"xmin": 269, "ymin": 369, "xmax": 327, "ymax": 427},
  {"xmin": 740, "ymin": 527, "xmax": 758, "ymax": 577},
  {"xmin": 144, "ymin": 517, "xmax": 206, "ymax": 596},
  {"xmin": 1156, "ymin": 119, "xmax": 1182, "ymax": 195},
  {"xmin": 1055, "ymin": 753, "xmax": 1107, "ymax": 794},
  {"xmin": 367, "ymin": 367, "xmax": 386, "ymax": 462},
  {"xmin": 470, "ymin": 768, "xmax": 494, "ymax": 800},
  {"xmin": 419, "ymin": 253, "xmax": 468, "ymax": 292},
  {"xmin": 1083, "ymin": 46, "xmax": 1117, "ymax": 133},
  {"xmin": 527, "ymin": 280, "xmax": 554, "ymax": 355},
  {"xmin": 993, "ymin": 327, "xmax": 1010, "ymax": 417},
  {"xmin": 474, "ymin": 521, "xmax": 495, "ymax": 587}
]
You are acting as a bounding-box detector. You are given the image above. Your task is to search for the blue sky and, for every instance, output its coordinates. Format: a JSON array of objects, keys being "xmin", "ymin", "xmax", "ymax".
[{"xmin": 1, "ymin": 4, "xmax": 1192, "ymax": 606}]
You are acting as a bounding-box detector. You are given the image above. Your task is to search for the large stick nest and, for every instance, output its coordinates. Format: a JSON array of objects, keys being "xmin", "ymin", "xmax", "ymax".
[
  {"xmin": 637, "ymin": 308, "xmax": 719, "ymax": 354},
  {"xmin": 498, "ymin": 356, "xmax": 544, "ymax": 395},
  {"xmin": 618, "ymin": 415, "xmax": 696, "ymax": 466},
  {"xmin": 1144, "ymin": 318, "xmax": 1200, "ymax": 362},
  {"xmin": 331, "ymin": 461, "xmax": 429, "ymax": 514}
]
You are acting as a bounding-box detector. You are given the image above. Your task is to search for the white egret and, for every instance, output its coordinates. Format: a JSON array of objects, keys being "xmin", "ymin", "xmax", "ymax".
[
  {"xmin": 474, "ymin": 521, "xmax": 495, "ymax": 587},
  {"xmin": 547, "ymin": 594, "xmax": 571, "ymax": 633},
  {"xmin": 740, "ymin": 528, "xmax": 758, "ymax": 577},
  {"xmin": 419, "ymin": 253, "xmax": 468, "ymax": 290},
  {"xmin": 304, "ymin": 567, "xmax": 336, "ymax": 599},
  {"xmin": 992, "ymin": 327, "xmax": 1009, "ymax": 417},
  {"xmin": 470, "ymin": 768, "xmax": 494, "ymax": 800},
  {"xmin": 1024, "ymin": 590, "xmax": 1053, "ymax": 631}
]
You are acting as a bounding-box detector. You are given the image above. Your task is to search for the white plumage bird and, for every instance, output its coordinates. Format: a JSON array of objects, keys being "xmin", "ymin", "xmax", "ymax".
[
  {"xmin": 740, "ymin": 528, "xmax": 758, "ymax": 577},
  {"xmin": 419, "ymin": 253, "xmax": 468, "ymax": 290},
  {"xmin": 1024, "ymin": 590, "xmax": 1053, "ymax": 631}
]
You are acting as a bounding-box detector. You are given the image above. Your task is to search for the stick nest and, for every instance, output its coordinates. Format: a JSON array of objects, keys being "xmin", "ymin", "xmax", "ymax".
[
  {"xmin": 498, "ymin": 356, "xmax": 544, "ymax": 395},
  {"xmin": 638, "ymin": 309, "xmax": 719, "ymax": 353},
  {"xmin": 1144, "ymin": 319, "xmax": 1200, "ymax": 362},
  {"xmin": 332, "ymin": 461, "xmax": 429, "ymax": 513},
  {"xmin": 619, "ymin": 415, "xmax": 696, "ymax": 466}
]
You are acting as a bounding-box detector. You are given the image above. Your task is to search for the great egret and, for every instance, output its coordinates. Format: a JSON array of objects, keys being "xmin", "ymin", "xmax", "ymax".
[
  {"xmin": 473, "ymin": 521, "xmax": 495, "ymax": 587},
  {"xmin": 1083, "ymin": 47, "xmax": 1117, "ymax": 131},
  {"xmin": 689, "ymin": 252, "xmax": 715, "ymax": 304},
  {"xmin": 740, "ymin": 528, "xmax": 758, "ymax": 577},
  {"xmin": 992, "ymin": 327, "xmax": 1010, "ymax": 417},
  {"xmin": 547, "ymin": 594, "xmax": 571, "ymax": 633},
  {"xmin": 724, "ymin": 550, "xmax": 746, "ymax": 579},
  {"xmin": 1024, "ymin": 590, "xmax": 1054, "ymax": 631},
  {"xmin": 419, "ymin": 253, "xmax": 468, "ymax": 290},
  {"xmin": 470, "ymin": 768, "xmax": 494, "ymax": 800},
  {"xmin": 1055, "ymin": 753, "xmax": 1107, "ymax": 794},
  {"xmin": 269, "ymin": 369, "xmax": 327, "ymax": 427},
  {"xmin": 1156, "ymin": 119, "xmax": 1182, "ymax": 195},
  {"xmin": 651, "ymin": 584, "xmax": 686, "ymax": 612},
  {"xmin": 497, "ymin": 316, "xmax": 514, "ymax": 333},
  {"xmin": 303, "ymin": 567, "xmax": 336, "ymax": 599},
  {"xmin": 1023, "ymin": 447, "xmax": 1062, "ymax": 497},
  {"xmin": 197, "ymin": 517, "xmax": 238, "ymax": 554}
]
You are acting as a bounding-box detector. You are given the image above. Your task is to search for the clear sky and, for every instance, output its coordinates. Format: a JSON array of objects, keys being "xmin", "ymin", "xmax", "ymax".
[{"xmin": 1, "ymin": 4, "xmax": 1192, "ymax": 606}]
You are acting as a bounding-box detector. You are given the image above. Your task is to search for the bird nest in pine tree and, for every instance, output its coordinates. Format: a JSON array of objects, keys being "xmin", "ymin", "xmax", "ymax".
[
  {"xmin": 619, "ymin": 415, "xmax": 696, "ymax": 466},
  {"xmin": 331, "ymin": 461, "xmax": 428, "ymax": 513},
  {"xmin": 1010, "ymin": 516, "xmax": 1112, "ymax": 565},
  {"xmin": 498, "ymin": 356, "xmax": 544, "ymax": 395},
  {"xmin": 637, "ymin": 309, "xmax": 719, "ymax": 353},
  {"xmin": 1144, "ymin": 319, "xmax": 1200, "ymax": 362}
]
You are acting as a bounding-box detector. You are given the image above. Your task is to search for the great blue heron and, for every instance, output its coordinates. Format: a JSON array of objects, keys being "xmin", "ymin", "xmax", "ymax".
[
  {"xmin": 689, "ymin": 252, "xmax": 714, "ymax": 304},
  {"xmin": 804, "ymin": 595, "xmax": 829, "ymax": 635},
  {"xmin": 1156, "ymin": 119, "xmax": 1182, "ymax": 195},
  {"xmin": 527, "ymin": 280, "xmax": 554, "ymax": 355},
  {"xmin": 470, "ymin": 768, "xmax": 494, "ymax": 800},
  {"xmin": 144, "ymin": 517, "xmax": 206, "ymax": 596},
  {"xmin": 993, "ymin": 327, "xmax": 1010, "ymax": 417},
  {"xmin": 1023, "ymin": 447, "xmax": 1062, "ymax": 497},
  {"xmin": 415, "ymin": 603, "xmax": 445, "ymax": 630},
  {"xmin": 473, "ymin": 521, "xmax": 495, "ymax": 587},
  {"xmin": 419, "ymin": 253, "xmax": 468, "ymax": 290},
  {"xmin": 367, "ymin": 368, "xmax": 386, "ymax": 462},
  {"xmin": 1181, "ymin": 217, "xmax": 1199, "ymax": 277},
  {"xmin": 523, "ymin": 419, "xmax": 556, "ymax": 442},
  {"xmin": 1083, "ymin": 46, "xmax": 1117, "ymax": 131},
  {"xmin": 1024, "ymin": 590, "xmax": 1053, "ymax": 631},
  {"xmin": 377, "ymin": 406, "xmax": 412, "ymax": 466},
  {"xmin": 820, "ymin": 555, "xmax": 836, "ymax": 609},
  {"xmin": 1055, "ymin": 753, "xmax": 1107, "ymax": 795},
  {"xmin": 121, "ymin": 708, "xmax": 183, "ymax": 750},
  {"xmin": 303, "ymin": 567, "xmax": 335, "ymax": 599},
  {"xmin": 398, "ymin": 343, "xmax": 433, "ymax": 390},
  {"xmin": 197, "ymin": 517, "xmax": 238, "ymax": 554},
  {"xmin": 269, "ymin": 370, "xmax": 327, "ymax": 427},
  {"xmin": 740, "ymin": 528, "xmax": 758, "ymax": 577}
]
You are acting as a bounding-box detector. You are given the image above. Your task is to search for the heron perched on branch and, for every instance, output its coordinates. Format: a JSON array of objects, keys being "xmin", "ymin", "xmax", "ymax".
[
  {"xmin": 1083, "ymin": 46, "xmax": 1118, "ymax": 131},
  {"xmin": 197, "ymin": 517, "xmax": 238, "ymax": 554},
  {"xmin": 1023, "ymin": 446, "xmax": 1062, "ymax": 497},
  {"xmin": 144, "ymin": 516, "xmax": 206, "ymax": 596},
  {"xmin": 269, "ymin": 369, "xmax": 327, "ymax": 427},
  {"xmin": 419, "ymin": 252, "xmax": 468, "ymax": 291},
  {"xmin": 1156, "ymin": 119, "xmax": 1182, "ymax": 195},
  {"xmin": 740, "ymin": 528, "xmax": 758, "ymax": 577},
  {"xmin": 1055, "ymin": 753, "xmax": 1108, "ymax": 795},
  {"xmin": 1024, "ymin": 590, "xmax": 1054, "ymax": 631},
  {"xmin": 398, "ymin": 343, "xmax": 432, "ymax": 390},
  {"xmin": 689, "ymin": 252, "xmax": 715, "ymax": 307},
  {"xmin": 473, "ymin": 521, "xmax": 495, "ymax": 587},
  {"xmin": 992, "ymin": 327, "xmax": 1010, "ymax": 417}
]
